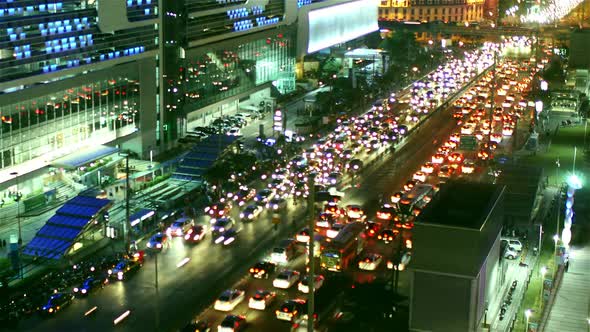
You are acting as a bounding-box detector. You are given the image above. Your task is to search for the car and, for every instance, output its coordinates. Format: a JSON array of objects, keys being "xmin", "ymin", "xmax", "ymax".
[
  {"xmin": 214, "ymin": 228, "xmax": 239, "ymax": 246},
  {"xmin": 211, "ymin": 218, "xmax": 235, "ymax": 237},
  {"xmin": 298, "ymin": 275, "xmax": 325, "ymax": 293},
  {"xmin": 267, "ymin": 197, "xmax": 287, "ymax": 210},
  {"xmin": 421, "ymin": 162, "xmax": 434, "ymax": 174},
  {"xmin": 377, "ymin": 229, "xmax": 398, "ymax": 244},
  {"xmin": 254, "ymin": 189, "xmax": 275, "ymax": 204},
  {"xmin": 184, "ymin": 225, "xmax": 207, "ymax": 243},
  {"xmin": 205, "ymin": 202, "xmax": 231, "ymax": 223},
  {"xmin": 166, "ymin": 217, "xmax": 194, "ymax": 236},
  {"xmin": 233, "ymin": 187, "xmax": 256, "ymax": 207},
  {"xmin": 73, "ymin": 276, "xmax": 106, "ymax": 296},
  {"xmin": 412, "ymin": 171, "xmax": 427, "ymax": 183},
  {"xmin": 273, "ymin": 270, "xmax": 301, "ymax": 289},
  {"xmin": 461, "ymin": 160, "xmax": 476, "ymax": 174},
  {"xmin": 345, "ymin": 204, "xmax": 366, "ymax": 221},
  {"xmin": 146, "ymin": 232, "xmax": 167, "ymax": 250},
  {"xmin": 227, "ymin": 127, "xmax": 241, "ymax": 136},
  {"xmin": 108, "ymin": 259, "xmax": 142, "ymax": 281},
  {"xmin": 218, "ymin": 314, "xmax": 246, "ymax": 332},
  {"xmin": 431, "ymin": 153, "xmax": 445, "ymax": 164},
  {"xmin": 249, "ymin": 261, "xmax": 277, "ymax": 279},
  {"xmin": 326, "ymin": 223, "xmax": 345, "ymax": 239},
  {"xmin": 40, "ymin": 293, "xmax": 74, "ymax": 315},
  {"xmin": 276, "ymin": 299, "xmax": 306, "ymax": 321},
  {"xmin": 376, "ymin": 205, "xmax": 395, "ymax": 221},
  {"xmin": 295, "ymin": 228, "xmax": 311, "ymax": 243},
  {"xmin": 358, "ymin": 253, "xmax": 383, "ymax": 271},
  {"xmin": 438, "ymin": 164, "xmax": 453, "ymax": 179},
  {"xmin": 239, "ymin": 204, "xmax": 263, "ymax": 222},
  {"xmin": 501, "ymin": 238, "xmax": 523, "ymax": 251},
  {"xmin": 504, "ymin": 247, "xmax": 519, "ymax": 260},
  {"xmin": 248, "ymin": 289, "xmax": 276, "ymax": 310},
  {"xmin": 365, "ymin": 221, "xmax": 381, "ymax": 237},
  {"xmin": 214, "ymin": 289, "xmax": 245, "ymax": 312},
  {"xmin": 181, "ymin": 320, "xmax": 211, "ymax": 332}
]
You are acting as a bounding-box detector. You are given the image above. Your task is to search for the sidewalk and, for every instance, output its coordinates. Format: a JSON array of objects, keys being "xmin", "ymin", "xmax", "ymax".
[{"xmin": 543, "ymin": 244, "xmax": 590, "ymax": 332}]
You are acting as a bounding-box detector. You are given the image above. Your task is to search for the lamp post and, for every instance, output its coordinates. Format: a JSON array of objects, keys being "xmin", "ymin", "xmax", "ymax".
[
  {"xmin": 525, "ymin": 309, "xmax": 532, "ymax": 332},
  {"xmin": 306, "ymin": 173, "xmax": 316, "ymax": 332}
]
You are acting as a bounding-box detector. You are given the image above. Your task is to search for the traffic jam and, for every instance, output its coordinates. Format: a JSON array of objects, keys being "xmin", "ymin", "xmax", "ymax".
[
  {"xmin": 181, "ymin": 45, "xmax": 504, "ymax": 331},
  {"xmin": 10, "ymin": 38, "xmax": 546, "ymax": 332}
]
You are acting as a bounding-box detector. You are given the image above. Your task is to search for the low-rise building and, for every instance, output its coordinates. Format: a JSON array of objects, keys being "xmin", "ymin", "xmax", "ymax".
[{"xmin": 409, "ymin": 181, "xmax": 505, "ymax": 332}]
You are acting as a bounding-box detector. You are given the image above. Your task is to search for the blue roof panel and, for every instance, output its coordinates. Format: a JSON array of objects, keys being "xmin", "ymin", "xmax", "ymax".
[
  {"xmin": 37, "ymin": 225, "xmax": 80, "ymax": 241},
  {"xmin": 48, "ymin": 214, "xmax": 90, "ymax": 228},
  {"xmin": 56, "ymin": 204, "xmax": 100, "ymax": 218},
  {"xmin": 67, "ymin": 196, "xmax": 111, "ymax": 209}
]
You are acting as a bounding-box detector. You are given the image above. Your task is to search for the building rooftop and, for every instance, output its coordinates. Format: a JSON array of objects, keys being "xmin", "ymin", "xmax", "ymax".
[
  {"xmin": 411, "ymin": 181, "xmax": 504, "ymax": 278},
  {"xmin": 419, "ymin": 181, "xmax": 504, "ymax": 231}
]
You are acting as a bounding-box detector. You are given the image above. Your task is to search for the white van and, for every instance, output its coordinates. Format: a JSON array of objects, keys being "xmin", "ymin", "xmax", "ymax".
[
  {"xmin": 501, "ymin": 238, "xmax": 523, "ymax": 252},
  {"xmin": 271, "ymin": 239, "xmax": 296, "ymax": 264}
]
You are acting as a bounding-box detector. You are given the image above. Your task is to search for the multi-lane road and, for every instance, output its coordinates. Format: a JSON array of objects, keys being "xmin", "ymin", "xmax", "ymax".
[{"xmin": 17, "ymin": 48, "xmax": 495, "ymax": 332}]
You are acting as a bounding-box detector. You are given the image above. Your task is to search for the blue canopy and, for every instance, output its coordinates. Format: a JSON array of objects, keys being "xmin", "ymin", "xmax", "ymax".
[
  {"xmin": 51, "ymin": 145, "xmax": 118, "ymax": 169},
  {"xmin": 23, "ymin": 195, "xmax": 111, "ymax": 260}
]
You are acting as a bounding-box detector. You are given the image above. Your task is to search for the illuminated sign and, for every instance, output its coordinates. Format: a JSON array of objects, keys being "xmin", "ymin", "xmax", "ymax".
[{"xmin": 307, "ymin": 0, "xmax": 378, "ymax": 54}]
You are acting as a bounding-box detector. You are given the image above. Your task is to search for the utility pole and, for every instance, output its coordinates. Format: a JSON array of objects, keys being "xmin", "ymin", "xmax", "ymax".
[
  {"xmin": 119, "ymin": 152, "xmax": 132, "ymax": 252},
  {"xmin": 307, "ymin": 173, "xmax": 316, "ymax": 332},
  {"xmin": 154, "ymin": 251, "xmax": 160, "ymax": 332}
]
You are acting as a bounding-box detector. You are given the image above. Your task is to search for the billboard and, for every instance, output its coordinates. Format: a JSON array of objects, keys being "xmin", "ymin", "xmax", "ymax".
[{"xmin": 306, "ymin": 0, "xmax": 378, "ymax": 54}]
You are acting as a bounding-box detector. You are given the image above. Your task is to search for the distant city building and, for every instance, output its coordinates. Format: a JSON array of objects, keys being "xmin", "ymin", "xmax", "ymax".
[
  {"xmin": 409, "ymin": 181, "xmax": 505, "ymax": 332},
  {"xmin": 378, "ymin": 0, "xmax": 486, "ymax": 24}
]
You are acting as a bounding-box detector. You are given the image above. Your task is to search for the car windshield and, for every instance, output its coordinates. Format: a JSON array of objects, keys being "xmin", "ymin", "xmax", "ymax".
[
  {"xmin": 172, "ymin": 222, "xmax": 182, "ymax": 228},
  {"xmin": 273, "ymin": 248, "xmax": 285, "ymax": 254},
  {"xmin": 219, "ymin": 293, "xmax": 231, "ymax": 301},
  {"xmin": 277, "ymin": 272, "xmax": 289, "ymax": 280}
]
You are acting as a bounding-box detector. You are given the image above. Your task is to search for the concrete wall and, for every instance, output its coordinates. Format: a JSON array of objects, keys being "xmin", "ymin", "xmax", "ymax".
[{"xmin": 410, "ymin": 271, "xmax": 472, "ymax": 332}]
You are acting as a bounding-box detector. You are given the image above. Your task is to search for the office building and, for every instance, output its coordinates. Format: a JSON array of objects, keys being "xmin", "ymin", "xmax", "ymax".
[
  {"xmin": 0, "ymin": 0, "xmax": 379, "ymax": 193},
  {"xmin": 0, "ymin": 0, "xmax": 162, "ymax": 194},
  {"xmin": 378, "ymin": 0, "xmax": 486, "ymax": 23},
  {"xmin": 165, "ymin": 0, "xmax": 379, "ymax": 143},
  {"xmin": 409, "ymin": 181, "xmax": 505, "ymax": 332}
]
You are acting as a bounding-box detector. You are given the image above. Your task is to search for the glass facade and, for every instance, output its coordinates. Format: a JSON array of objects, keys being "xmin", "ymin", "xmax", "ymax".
[
  {"xmin": 185, "ymin": 0, "xmax": 285, "ymax": 41},
  {"xmin": 0, "ymin": 0, "xmax": 158, "ymax": 84},
  {"xmin": 0, "ymin": 75, "xmax": 140, "ymax": 169},
  {"xmin": 0, "ymin": 0, "xmax": 160, "ymax": 173},
  {"xmin": 183, "ymin": 33, "xmax": 295, "ymax": 109}
]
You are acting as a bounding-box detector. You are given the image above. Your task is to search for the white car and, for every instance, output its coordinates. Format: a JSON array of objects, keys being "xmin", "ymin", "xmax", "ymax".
[
  {"xmin": 298, "ymin": 275, "xmax": 325, "ymax": 294},
  {"xmin": 413, "ymin": 171, "xmax": 427, "ymax": 183},
  {"xmin": 504, "ymin": 247, "xmax": 519, "ymax": 260},
  {"xmin": 248, "ymin": 289, "xmax": 276, "ymax": 310},
  {"xmin": 227, "ymin": 127, "xmax": 241, "ymax": 136},
  {"xmin": 358, "ymin": 253, "xmax": 383, "ymax": 271},
  {"xmin": 273, "ymin": 270, "xmax": 301, "ymax": 289},
  {"xmin": 214, "ymin": 289, "xmax": 245, "ymax": 312},
  {"xmin": 326, "ymin": 223, "xmax": 344, "ymax": 239}
]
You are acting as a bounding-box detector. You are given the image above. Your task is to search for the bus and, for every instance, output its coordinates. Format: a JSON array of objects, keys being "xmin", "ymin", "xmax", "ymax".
[
  {"xmin": 394, "ymin": 184, "xmax": 435, "ymax": 228},
  {"xmin": 320, "ymin": 222, "xmax": 366, "ymax": 272}
]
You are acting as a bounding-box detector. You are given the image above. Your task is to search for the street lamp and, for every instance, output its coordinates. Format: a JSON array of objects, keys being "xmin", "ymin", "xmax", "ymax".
[{"xmin": 525, "ymin": 309, "xmax": 532, "ymax": 332}]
